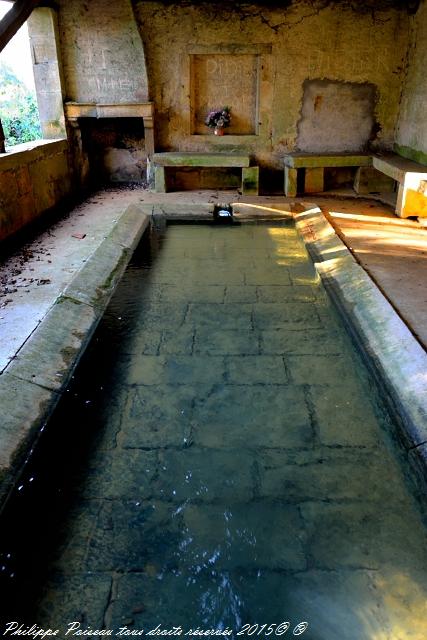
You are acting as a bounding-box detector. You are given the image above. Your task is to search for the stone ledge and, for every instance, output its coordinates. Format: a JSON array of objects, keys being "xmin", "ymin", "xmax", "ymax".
[
  {"xmin": 284, "ymin": 153, "xmax": 372, "ymax": 169},
  {"xmin": 0, "ymin": 372, "xmax": 60, "ymax": 511},
  {"xmin": 153, "ymin": 152, "xmax": 250, "ymax": 167},
  {"xmin": 295, "ymin": 206, "xmax": 427, "ymax": 484},
  {"xmin": 0, "ymin": 138, "xmax": 68, "ymax": 171},
  {"xmin": 0, "ymin": 204, "xmax": 150, "ymax": 512}
]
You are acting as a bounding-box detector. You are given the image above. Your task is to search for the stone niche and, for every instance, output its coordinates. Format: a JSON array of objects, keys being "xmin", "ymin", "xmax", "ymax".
[
  {"xmin": 190, "ymin": 50, "xmax": 261, "ymax": 135},
  {"xmin": 297, "ymin": 79, "xmax": 378, "ymax": 152}
]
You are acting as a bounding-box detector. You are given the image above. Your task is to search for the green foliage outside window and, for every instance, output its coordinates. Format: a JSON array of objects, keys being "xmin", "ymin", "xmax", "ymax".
[{"xmin": 0, "ymin": 61, "xmax": 42, "ymax": 146}]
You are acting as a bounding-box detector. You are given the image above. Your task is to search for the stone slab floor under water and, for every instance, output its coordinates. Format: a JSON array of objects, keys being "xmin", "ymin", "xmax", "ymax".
[{"xmin": 2, "ymin": 221, "xmax": 427, "ymax": 639}]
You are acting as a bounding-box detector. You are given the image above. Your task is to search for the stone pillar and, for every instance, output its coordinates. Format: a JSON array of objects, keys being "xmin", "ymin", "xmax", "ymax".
[
  {"xmin": 154, "ymin": 166, "xmax": 167, "ymax": 193},
  {"xmin": 28, "ymin": 7, "xmax": 66, "ymax": 139},
  {"xmin": 144, "ymin": 114, "xmax": 156, "ymax": 187},
  {"xmin": 284, "ymin": 166, "xmax": 297, "ymax": 197}
]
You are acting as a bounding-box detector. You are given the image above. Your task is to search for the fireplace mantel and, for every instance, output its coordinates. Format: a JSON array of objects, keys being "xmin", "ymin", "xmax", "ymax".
[{"xmin": 64, "ymin": 102, "xmax": 155, "ymax": 155}]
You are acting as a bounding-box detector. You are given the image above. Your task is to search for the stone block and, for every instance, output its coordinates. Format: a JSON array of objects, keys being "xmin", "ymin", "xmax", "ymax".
[
  {"xmin": 244, "ymin": 266, "xmax": 292, "ymax": 285},
  {"xmin": 304, "ymin": 167, "xmax": 324, "ymax": 193},
  {"xmin": 354, "ymin": 166, "xmax": 395, "ymax": 194},
  {"xmin": 258, "ymin": 448, "xmax": 406, "ymax": 503},
  {"xmin": 226, "ymin": 355, "xmax": 288, "ymax": 384},
  {"xmin": 152, "ymin": 152, "xmax": 250, "ymax": 167},
  {"xmin": 0, "ymin": 372, "xmax": 59, "ymax": 503},
  {"xmin": 242, "ymin": 166, "xmax": 259, "ymax": 195},
  {"xmin": 192, "ymin": 384, "xmax": 313, "ymax": 449},
  {"xmin": 15, "ymin": 166, "xmax": 32, "ymax": 196},
  {"xmin": 252, "ymin": 302, "xmax": 322, "ymax": 329},
  {"xmin": 80, "ymin": 449, "xmax": 158, "ymax": 499},
  {"xmin": 284, "ymin": 152, "xmax": 372, "ymax": 169},
  {"xmin": 256, "ymin": 284, "xmax": 317, "ymax": 303},
  {"xmin": 159, "ymin": 327, "xmax": 195, "ymax": 355},
  {"xmin": 224, "ymin": 285, "xmax": 257, "ymax": 303},
  {"xmin": 37, "ymin": 573, "xmax": 112, "ymax": 629},
  {"xmin": 63, "ymin": 237, "xmax": 131, "ymax": 310},
  {"xmin": 109, "ymin": 571, "xmax": 224, "ymax": 629},
  {"xmin": 286, "ymin": 353, "xmax": 358, "ymax": 385},
  {"xmin": 154, "ymin": 447, "xmax": 255, "ymax": 503},
  {"xmin": 154, "ymin": 165, "xmax": 166, "ymax": 192},
  {"xmin": 181, "ymin": 502, "xmax": 307, "ymax": 570},
  {"xmin": 310, "ymin": 384, "xmax": 381, "ymax": 447},
  {"xmin": 284, "ymin": 166, "xmax": 297, "ymax": 197},
  {"xmin": 83, "ymin": 500, "xmax": 182, "ymax": 572},
  {"xmin": 6, "ymin": 297, "xmax": 97, "ymax": 391},
  {"xmin": 126, "ymin": 355, "xmax": 226, "ymax": 386},
  {"xmin": 300, "ymin": 501, "xmax": 427, "ymax": 572},
  {"xmin": 107, "ymin": 204, "xmax": 150, "ymax": 251},
  {"xmin": 119, "ymin": 385, "xmax": 196, "ymax": 448},
  {"xmin": 193, "ymin": 328, "xmax": 260, "ymax": 355},
  {"xmin": 260, "ymin": 327, "xmax": 345, "ymax": 355},
  {"xmin": 186, "ymin": 302, "xmax": 252, "ymax": 329},
  {"xmin": 159, "ymin": 283, "xmax": 225, "ymax": 303}
]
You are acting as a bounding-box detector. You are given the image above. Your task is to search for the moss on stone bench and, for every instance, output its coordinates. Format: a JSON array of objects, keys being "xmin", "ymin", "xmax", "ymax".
[{"xmin": 153, "ymin": 152, "xmax": 258, "ymax": 195}]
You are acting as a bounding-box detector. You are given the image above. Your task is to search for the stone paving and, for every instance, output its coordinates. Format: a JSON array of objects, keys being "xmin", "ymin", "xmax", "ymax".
[{"xmin": 12, "ymin": 221, "xmax": 427, "ymax": 639}]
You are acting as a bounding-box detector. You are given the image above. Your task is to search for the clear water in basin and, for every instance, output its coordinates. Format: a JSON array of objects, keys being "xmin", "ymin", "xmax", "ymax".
[{"xmin": 1, "ymin": 220, "xmax": 426, "ymax": 639}]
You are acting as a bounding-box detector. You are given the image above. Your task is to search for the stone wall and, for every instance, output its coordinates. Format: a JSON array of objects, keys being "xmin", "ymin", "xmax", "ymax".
[
  {"xmin": 395, "ymin": 0, "xmax": 427, "ymax": 164},
  {"xmin": 58, "ymin": 0, "xmax": 148, "ymax": 104},
  {"xmin": 57, "ymin": 0, "xmax": 149, "ymax": 183},
  {"xmin": 0, "ymin": 140, "xmax": 71, "ymax": 242},
  {"xmin": 134, "ymin": 0, "xmax": 409, "ymax": 170}
]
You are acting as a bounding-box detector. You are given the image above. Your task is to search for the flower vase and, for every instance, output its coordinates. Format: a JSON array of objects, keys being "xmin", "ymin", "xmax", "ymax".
[{"xmin": 214, "ymin": 126, "xmax": 225, "ymax": 136}]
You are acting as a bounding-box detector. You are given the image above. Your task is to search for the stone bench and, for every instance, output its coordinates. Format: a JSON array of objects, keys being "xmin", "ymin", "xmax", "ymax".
[
  {"xmin": 284, "ymin": 151, "xmax": 427, "ymax": 218},
  {"xmin": 153, "ymin": 152, "xmax": 259, "ymax": 195},
  {"xmin": 283, "ymin": 152, "xmax": 372, "ymax": 197},
  {"xmin": 372, "ymin": 154, "xmax": 427, "ymax": 218}
]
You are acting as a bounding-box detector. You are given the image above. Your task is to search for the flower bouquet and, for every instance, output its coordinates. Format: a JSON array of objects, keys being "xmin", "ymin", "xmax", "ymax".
[{"xmin": 205, "ymin": 106, "xmax": 232, "ymax": 135}]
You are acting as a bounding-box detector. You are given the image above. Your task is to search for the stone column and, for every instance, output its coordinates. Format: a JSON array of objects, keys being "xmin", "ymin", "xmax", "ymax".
[{"xmin": 28, "ymin": 7, "xmax": 66, "ymax": 139}]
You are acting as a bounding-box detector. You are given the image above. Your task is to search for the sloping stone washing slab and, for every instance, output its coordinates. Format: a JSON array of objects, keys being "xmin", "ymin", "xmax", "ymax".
[
  {"xmin": 0, "ymin": 204, "xmax": 149, "ymax": 511},
  {"xmin": 295, "ymin": 206, "xmax": 427, "ymax": 487}
]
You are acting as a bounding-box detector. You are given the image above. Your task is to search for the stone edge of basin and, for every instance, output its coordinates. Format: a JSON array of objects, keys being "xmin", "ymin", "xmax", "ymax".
[
  {"xmin": 294, "ymin": 206, "xmax": 427, "ymax": 485},
  {"xmin": 0, "ymin": 203, "xmax": 151, "ymax": 513}
]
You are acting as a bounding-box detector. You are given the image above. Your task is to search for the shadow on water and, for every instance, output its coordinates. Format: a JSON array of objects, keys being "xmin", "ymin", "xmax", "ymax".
[{"xmin": 0, "ymin": 225, "xmax": 164, "ymax": 625}]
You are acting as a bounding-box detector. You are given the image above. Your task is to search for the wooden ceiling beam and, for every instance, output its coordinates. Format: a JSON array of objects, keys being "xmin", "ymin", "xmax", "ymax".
[{"xmin": 0, "ymin": 0, "xmax": 42, "ymax": 53}]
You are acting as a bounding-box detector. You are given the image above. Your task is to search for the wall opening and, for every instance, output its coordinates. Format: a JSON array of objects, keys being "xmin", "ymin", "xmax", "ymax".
[
  {"xmin": 79, "ymin": 118, "xmax": 148, "ymax": 185},
  {"xmin": 190, "ymin": 53, "xmax": 259, "ymax": 135},
  {"xmin": 0, "ymin": 1, "xmax": 42, "ymax": 148}
]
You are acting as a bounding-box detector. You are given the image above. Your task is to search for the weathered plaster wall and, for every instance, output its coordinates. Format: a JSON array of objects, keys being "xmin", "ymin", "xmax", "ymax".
[
  {"xmin": 0, "ymin": 140, "xmax": 71, "ymax": 242},
  {"xmin": 58, "ymin": 0, "xmax": 148, "ymax": 104},
  {"xmin": 135, "ymin": 1, "xmax": 409, "ymax": 169},
  {"xmin": 297, "ymin": 79, "xmax": 377, "ymax": 153},
  {"xmin": 395, "ymin": 0, "xmax": 427, "ymax": 164}
]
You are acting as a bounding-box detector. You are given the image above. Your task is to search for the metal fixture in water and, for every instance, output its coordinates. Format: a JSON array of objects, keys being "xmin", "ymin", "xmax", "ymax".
[{"xmin": 213, "ymin": 203, "xmax": 233, "ymax": 224}]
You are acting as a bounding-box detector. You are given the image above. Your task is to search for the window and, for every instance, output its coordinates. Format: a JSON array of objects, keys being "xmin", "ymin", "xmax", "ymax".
[{"xmin": 0, "ymin": 0, "xmax": 42, "ymax": 148}]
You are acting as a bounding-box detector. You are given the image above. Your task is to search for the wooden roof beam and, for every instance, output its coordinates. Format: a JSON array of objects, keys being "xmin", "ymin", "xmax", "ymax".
[{"xmin": 0, "ymin": 0, "xmax": 42, "ymax": 53}]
